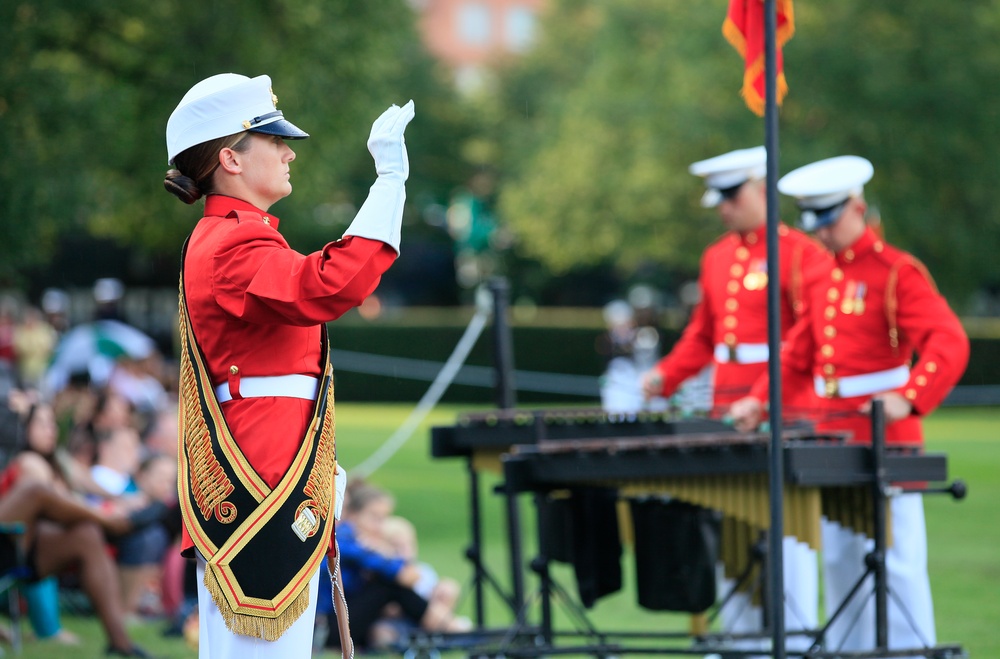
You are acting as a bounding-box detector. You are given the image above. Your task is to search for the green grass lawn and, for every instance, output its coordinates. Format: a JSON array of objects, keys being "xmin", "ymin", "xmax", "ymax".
[{"xmin": 20, "ymin": 404, "xmax": 999, "ymax": 657}]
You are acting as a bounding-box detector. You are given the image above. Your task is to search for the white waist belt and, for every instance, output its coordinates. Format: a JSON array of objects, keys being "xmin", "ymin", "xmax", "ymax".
[
  {"xmin": 714, "ymin": 343, "xmax": 770, "ymax": 364},
  {"xmin": 215, "ymin": 374, "xmax": 320, "ymax": 403},
  {"xmin": 814, "ymin": 365, "xmax": 910, "ymax": 399}
]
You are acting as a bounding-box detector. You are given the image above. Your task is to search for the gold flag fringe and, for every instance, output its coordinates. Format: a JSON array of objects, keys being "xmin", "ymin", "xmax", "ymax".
[
  {"xmin": 722, "ymin": 0, "xmax": 796, "ymax": 117},
  {"xmin": 203, "ymin": 565, "xmax": 309, "ymax": 642}
]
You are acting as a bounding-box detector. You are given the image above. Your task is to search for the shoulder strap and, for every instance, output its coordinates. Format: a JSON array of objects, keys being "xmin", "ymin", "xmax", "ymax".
[{"xmin": 884, "ymin": 254, "xmax": 937, "ymax": 357}]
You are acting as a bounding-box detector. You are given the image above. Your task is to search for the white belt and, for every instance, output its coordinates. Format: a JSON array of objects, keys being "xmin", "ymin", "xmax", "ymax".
[
  {"xmin": 714, "ymin": 343, "xmax": 769, "ymax": 364},
  {"xmin": 214, "ymin": 374, "xmax": 320, "ymax": 403},
  {"xmin": 814, "ymin": 365, "xmax": 910, "ymax": 399}
]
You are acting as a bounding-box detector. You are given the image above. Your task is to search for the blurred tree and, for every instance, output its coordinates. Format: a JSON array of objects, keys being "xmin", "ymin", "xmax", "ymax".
[
  {"xmin": 492, "ymin": 0, "xmax": 761, "ymax": 278},
  {"xmin": 779, "ymin": 1, "xmax": 1000, "ymax": 302},
  {"xmin": 491, "ymin": 0, "xmax": 1000, "ymax": 308},
  {"xmin": 0, "ymin": 0, "xmax": 473, "ymax": 292}
]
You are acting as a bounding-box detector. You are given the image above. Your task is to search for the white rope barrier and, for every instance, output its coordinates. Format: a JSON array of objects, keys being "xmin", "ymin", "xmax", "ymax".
[
  {"xmin": 352, "ymin": 305, "xmax": 490, "ymax": 478},
  {"xmin": 329, "ymin": 348, "xmax": 600, "ymax": 397}
]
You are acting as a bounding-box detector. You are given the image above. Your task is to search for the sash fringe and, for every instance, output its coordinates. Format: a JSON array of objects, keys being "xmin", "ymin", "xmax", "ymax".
[{"xmin": 203, "ymin": 565, "xmax": 309, "ymax": 642}]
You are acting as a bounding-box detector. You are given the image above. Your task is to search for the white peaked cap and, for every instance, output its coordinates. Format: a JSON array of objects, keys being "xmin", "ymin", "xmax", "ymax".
[
  {"xmin": 165, "ymin": 73, "xmax": 308, "ymax": 164},
  {"xmin": 689, "ymin": 146, "xmax": 767, "ymax": 207},
  {"xmin": 778, "ymin": 156, "xmax": 875, "ymax": 210}
]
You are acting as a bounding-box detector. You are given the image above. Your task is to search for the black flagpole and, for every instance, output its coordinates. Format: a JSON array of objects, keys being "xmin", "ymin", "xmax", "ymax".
[{"xmin": 763, "ymin": 1, "xmax": 786, "ymax": 658}]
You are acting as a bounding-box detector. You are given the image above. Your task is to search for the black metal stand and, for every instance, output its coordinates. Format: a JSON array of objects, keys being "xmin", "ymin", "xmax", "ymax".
[
  {"xmin": 807, "ymin": 401, "xmax": 967, "ymax": 659},
  {"xmin": 461, "ymin": 277, "xmax": 526, "ymax": 628},
  {"xmin": 708, "ymin": 531, "xmax": 768, "ymax": 629},
  {"xmin": 488, "ymin": 277, "xmax": 528, "ymax": 627},
  {"xmin": 463, "ymin": 457, "xmax": 516, "ymax": 627},
  {"xmin": 807, "ymin": 401, "xmax": 889, "ymax": 656},
  {"xmin": 523, "ymin": 550, "xmax": 614, "ymax": 654}
]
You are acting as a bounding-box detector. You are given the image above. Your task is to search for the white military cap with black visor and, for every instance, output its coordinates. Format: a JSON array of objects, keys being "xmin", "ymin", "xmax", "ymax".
[
  {"xmin": 778, "ymin": 156, "xmax": 874, "ymax": 232},
  {"xmin": 689, "ymin": 146, "xmax": 767, "ymax": 208},
  {"xmin": 166, "ymin": 73, "xmax": 309, "ymax": 165}
]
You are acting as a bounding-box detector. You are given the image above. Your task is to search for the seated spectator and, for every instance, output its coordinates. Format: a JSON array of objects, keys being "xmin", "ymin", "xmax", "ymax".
[
  {"xmin": 88, "ymin": 428, "xmax": 175, "ymax": 621},
  {"xmin": 116, "ymin": 454, "xmax": 176, "ymax": 621},
  {"xmin": 3, "ymin": 397, "xmax": 79, "ymax": 645},
  {"xmin": 378, "ymin": 514, "xmax": 468, "ymax": 645},
  {"xmin": 67, "ymin": 389, "xmax": 135, "ymax": 470},
  {"xmin": 89, "ymin": 427, "xmax": 142, "ymax": 499},
  {"xmin": 142, "ymin": 402, "xmax": 179, "ymax": 460},
  {"xmin": 13, "ymin": 306, "xmax": 57, "ymax": 392},
  {"xmin": 381, "ymin": 516, "xmax": 439, "ymax": 599},
  {"xmin": 324, "ymin": 481, "xmax": 470, "ymax": 652},
  {"xmin": 107, "ymin": 354, "xmax": 169, "ymax": 428},
  {"xmin": 5, "ymin": 396, "xmax": 174, "ymax": 630},
  {"xmin": 0, "ymin": 478, "xmax": 148, "ymax": 656},
  {"xmin": 382, "ymin": 515, "xmax": 464, "ymax": 610}
]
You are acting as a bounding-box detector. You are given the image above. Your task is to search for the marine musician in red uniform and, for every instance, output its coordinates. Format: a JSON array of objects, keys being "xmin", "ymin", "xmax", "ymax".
[
  {"xmin": 640, "ymin": 146, "xmax": 831, "ymax": 653},
  {"xmin": 164, "ymin": 72, "xmax": 414, "ymax": 657},
  {"xmin": 731, "ymin": 155, "xmax": 969, "ymax": 656},
  {"xmin": 640, "ymin": 147, "xmax": 829, "ymax": 416}
]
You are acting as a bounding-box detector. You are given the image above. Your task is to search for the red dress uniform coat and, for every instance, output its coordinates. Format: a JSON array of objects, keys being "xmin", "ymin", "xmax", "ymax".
[
  {"xmin": 752, "ymin": 227, "xmax": 969, "ymax": 444},
  {"xmin": 180, "ymin": 195, "xmax": 397, "ymax": 553},
  {"xmin": 652, "ymin": 224, "xmax": 831, "ymax": 412}
]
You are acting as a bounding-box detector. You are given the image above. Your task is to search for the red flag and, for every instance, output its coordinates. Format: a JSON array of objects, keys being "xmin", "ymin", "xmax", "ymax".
[{"xmin": 723, "ymin": 0, "xmax": 795, "ymax": 116}]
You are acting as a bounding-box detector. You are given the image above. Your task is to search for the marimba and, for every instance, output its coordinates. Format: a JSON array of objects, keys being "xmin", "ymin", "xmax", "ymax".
[
  {"xmin": 502, "ymin": 428, "xmax": 947, "ymax": 549},
  {"xmin": 430, "ymin": 407, "xmax": 963, "ymax": 657}
]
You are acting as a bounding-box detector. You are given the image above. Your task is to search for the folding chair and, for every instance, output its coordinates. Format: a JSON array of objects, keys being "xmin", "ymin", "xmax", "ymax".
[{"xmin": 0, "ymin": 521, "xmax": 27, "ymax": 655}]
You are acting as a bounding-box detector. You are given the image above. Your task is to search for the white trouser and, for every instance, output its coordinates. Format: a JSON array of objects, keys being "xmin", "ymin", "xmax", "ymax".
[
  {"xmin": 821, "ymin": 494, "xmax": 935, "ymax": 658},
  {"xmin": 716, "ymin": 536, "xmax": 819, "ymax": 655},
  {"xmin": 196, "ymin": 554, "xmax": 320, "ymax": 659}
]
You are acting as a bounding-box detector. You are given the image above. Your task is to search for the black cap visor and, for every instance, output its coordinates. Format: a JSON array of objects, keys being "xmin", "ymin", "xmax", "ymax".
[
  {"xmin": 246, "ymin": 111, "xmax": 309, "ymax": 140},
  {"xmin": 799, "ymin": 200, "xmax": 848, "ymax": 232}
]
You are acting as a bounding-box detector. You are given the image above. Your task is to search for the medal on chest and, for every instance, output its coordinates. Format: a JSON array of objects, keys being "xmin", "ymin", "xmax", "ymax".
[
  {"xmin": 742, "ymin": 258, "xmax": 768, "ymax": 291},
  {"xmin": 840, "ymin": 280, "xmax": 867, "ymax": 315}
]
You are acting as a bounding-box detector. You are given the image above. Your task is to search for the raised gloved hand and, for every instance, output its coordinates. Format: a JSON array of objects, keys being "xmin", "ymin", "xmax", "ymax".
[
  {"xmin": 343, "ymin": 100, "xmax": 415, "ymax": 254},
  {"xmin": 367, "ymin": 100, "xmax": 415, "ymax": 182}
]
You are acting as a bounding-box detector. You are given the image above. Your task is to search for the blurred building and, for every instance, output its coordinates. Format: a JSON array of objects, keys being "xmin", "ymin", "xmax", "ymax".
[{"xmin": 410, "ymin": 0, "xmax": 544, "ymax": 93}]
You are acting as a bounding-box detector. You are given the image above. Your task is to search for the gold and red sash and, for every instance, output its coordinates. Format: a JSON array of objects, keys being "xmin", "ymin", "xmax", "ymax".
[{"xmin": 176, "ymin": 247, "xmax": 338, "ymax": 642}]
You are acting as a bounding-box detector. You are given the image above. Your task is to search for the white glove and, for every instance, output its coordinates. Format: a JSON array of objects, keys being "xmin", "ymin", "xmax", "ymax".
[
  {"xmin": 344, "ymin": 100, "xmax": 415, "ymax": 254},
  {"xmin": 367, "ymin": 100, "xmax": 415, "ymax": 182}
]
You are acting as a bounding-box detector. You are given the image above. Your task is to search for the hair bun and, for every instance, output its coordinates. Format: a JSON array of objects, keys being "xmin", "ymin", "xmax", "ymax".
[{"xmin": 164, "ymin": 169, "xmax": 203, "ymax": 205}]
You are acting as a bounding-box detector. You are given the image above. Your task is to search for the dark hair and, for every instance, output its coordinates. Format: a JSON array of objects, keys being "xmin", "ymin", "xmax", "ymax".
[
  {"xmin": 20, "ymin": 403, "xmax": 69, "ymax": 483},
  {"xmin": 163, "ymin": 132, "xmax": 254, "ymax": 205}
]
